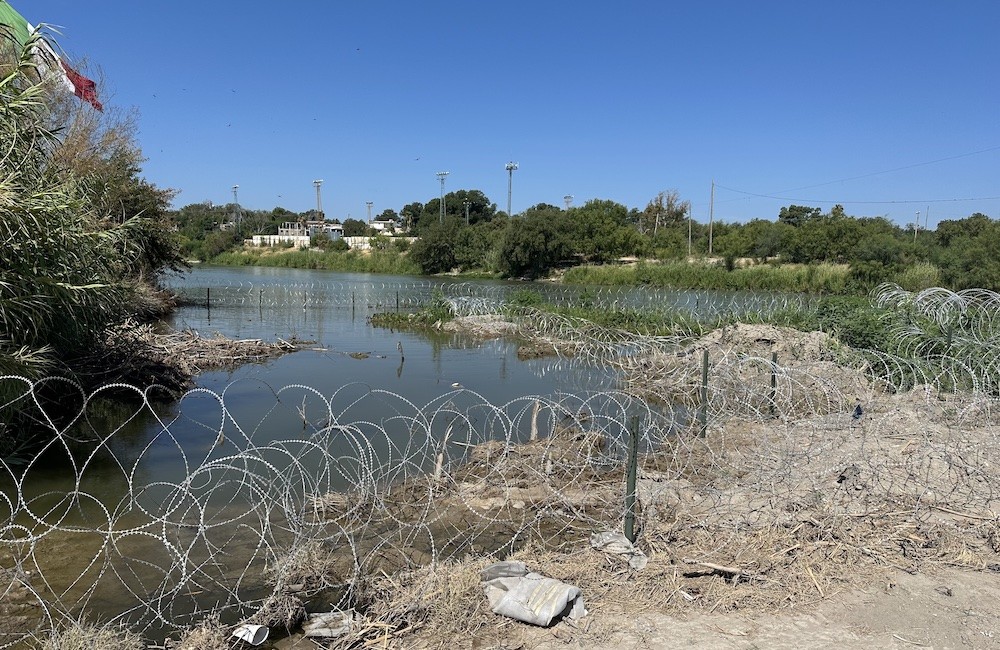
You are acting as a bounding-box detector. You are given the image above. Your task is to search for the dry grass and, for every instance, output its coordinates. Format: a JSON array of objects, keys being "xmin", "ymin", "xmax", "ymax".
[
  {"xmin": 37, "ymin": 623, "xmax": 144, "ymax": 650},
  {"xmin": 296, "ymin": 376, "xmax": 1000, "ymax": 648},
  {"xmin": 167, "ymin": 616, "xmax": 228, "ymax": 650}
]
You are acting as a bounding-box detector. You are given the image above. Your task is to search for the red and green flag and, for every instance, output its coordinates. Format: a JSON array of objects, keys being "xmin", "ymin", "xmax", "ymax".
[{"xmin": 0, "ymin": 0, "xmax": 102, "ymax": 110}]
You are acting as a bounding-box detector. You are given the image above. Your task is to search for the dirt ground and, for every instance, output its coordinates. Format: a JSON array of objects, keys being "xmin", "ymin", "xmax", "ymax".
[
  {"xmin": 272, "ymin": 565, "xmax": 1000, "ymax": 649},
  {"xmin": 311, "ymin": 321, "xmax": 1000, "ymax": 650},
  {"xmin": 522, "ymin": 566, "xmax": 1000, "ymax": 649}
]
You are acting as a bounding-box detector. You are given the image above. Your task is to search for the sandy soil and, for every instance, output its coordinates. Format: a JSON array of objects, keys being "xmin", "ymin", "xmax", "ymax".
[{"xmin": 515, "ymin": 567, "xmax": 1000, "ymax": 649}]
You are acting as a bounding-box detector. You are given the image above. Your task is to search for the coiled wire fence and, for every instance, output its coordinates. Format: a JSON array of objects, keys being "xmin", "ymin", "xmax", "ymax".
[
  {"xmin": 3, "ymin": 283, "xmax": 1000, "ymax": 647},
  {"xmin": 171, "ymin": 278, "xmax": 815, "ymax": 324}
]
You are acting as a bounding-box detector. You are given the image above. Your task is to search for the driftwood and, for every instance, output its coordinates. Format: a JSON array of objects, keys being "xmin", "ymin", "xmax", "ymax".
[{"xmin": 681, "ymin": 558, "xmax": 752, "ymax": 581}]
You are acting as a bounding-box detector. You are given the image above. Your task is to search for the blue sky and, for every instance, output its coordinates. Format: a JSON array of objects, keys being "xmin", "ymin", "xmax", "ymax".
[{"xmin": 24, "ymin": 1, "xmax": 1000, "ymax": 228}]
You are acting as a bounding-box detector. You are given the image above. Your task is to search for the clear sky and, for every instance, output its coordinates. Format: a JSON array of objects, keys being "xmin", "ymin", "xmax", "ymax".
[{"xmin": 23, "ymin": 1, "xmax": 1000, "ymax": 228}]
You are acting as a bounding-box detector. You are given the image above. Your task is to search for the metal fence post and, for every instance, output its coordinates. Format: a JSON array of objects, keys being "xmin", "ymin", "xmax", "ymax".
[
  {"xmin": 699, "ymin": 349, "xmax": 709, "ymax": 437},
  {"xmin": 769, "ymin": 351, "xmax": 778, "ymax": 417},
  {"xmin": 624, "ymin": 415, "xmax": 639, "ymax": 543}
]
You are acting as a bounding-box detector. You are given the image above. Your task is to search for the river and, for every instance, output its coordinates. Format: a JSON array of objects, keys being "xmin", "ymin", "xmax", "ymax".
[{"xmin": 0, "ymin": 266, "xmax": 800, "ymax": 643}]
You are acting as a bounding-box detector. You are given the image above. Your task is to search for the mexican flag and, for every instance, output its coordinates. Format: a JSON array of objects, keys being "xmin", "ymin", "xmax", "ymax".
[{"xmin": 0, "ymin": 0, "xmax": 102, "ymax": 110}]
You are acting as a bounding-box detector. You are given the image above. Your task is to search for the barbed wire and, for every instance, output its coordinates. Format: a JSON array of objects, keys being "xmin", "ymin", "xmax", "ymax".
[{"xmin": 6, "ymin": 284, "xmax": 1000, "ymax": 646}]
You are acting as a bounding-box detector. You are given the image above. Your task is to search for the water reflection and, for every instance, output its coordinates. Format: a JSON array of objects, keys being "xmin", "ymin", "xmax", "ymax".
[{"xmin": 2, "ymin": 266, "xmax": 702, "ymax": 640}]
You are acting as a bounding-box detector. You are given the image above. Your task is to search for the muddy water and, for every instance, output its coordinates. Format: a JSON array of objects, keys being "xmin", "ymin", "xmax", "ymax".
[{"xmin": 1, "ymin": 268, "xmax": 625, "ymax": 641}]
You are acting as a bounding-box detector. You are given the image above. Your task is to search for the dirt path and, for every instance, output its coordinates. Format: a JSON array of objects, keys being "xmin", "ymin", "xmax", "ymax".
[{"xmin": 513, "ymin": 567, "xmax": 1000, "ymax": 649}]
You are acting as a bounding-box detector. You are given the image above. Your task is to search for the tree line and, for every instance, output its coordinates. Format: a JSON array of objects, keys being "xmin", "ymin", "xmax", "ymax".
[{"xmin": 172, "ymin": 185, "xmax": 1000, "ymax": 291}]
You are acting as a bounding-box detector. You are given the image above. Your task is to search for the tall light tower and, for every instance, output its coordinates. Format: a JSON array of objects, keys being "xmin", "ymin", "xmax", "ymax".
[
  {"xmin": 505, "ymin": 161, "xmax": 518, "ymax": 217},
  {"xmin": 462, "ymin": 199, "xmax": 471, "ymax": 225},
  {"xmin": 366, "ymin": 201, "xmax": 374, "ymax": 224},
  {"xmin": 313, "ymin": 179, "xmax": 324, "ymax": 217},
  {"xmin": 563, "ymin": 194, "xmax": 573, "ymax": 210},
  {"xmin": 232, "ymin": 184, "xmax": 240, "ymax": 230},
  {"xmin": 436, "ymin": 171, "xmax": 450, "ymax": 223}
]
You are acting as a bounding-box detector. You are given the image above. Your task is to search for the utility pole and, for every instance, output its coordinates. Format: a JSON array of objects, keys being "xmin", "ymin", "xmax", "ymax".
[
  {"xmin": 436, "ymin": 171, "xmax": 449, "ymax": 224},
  {"xmin": 925, "ymin": 205, "xmax": 930, "ymax": 232},
  {"xmin": 505, "ymin": 161, "xmax": 518, "ymax": 216},
  {"xmin": 366, "ymin": 201, "xmax": 374, "ymax": 224},
  {"xmin": 563, "ymin": 195, "xmax": 573, "ymax": 210},
  {"xmin": 708, "ymin": 180, "xmax": 715, "ymax": 256},
  {"xmin": 914, "ymin": 211, "xmax": 920, "ymax": 242},
  {"xmin": 462, "ymin": 199, "xmax": 471, "ymax": 225},
  {"xmin": 313, "ymin": 179, "xmax": 324, "ymax": 217}
]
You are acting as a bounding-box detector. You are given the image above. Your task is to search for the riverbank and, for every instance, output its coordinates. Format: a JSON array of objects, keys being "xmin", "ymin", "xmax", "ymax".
[
  {"xmin": 202, "ymin": 245, "xmax": 946, "ymax": 297},
  {"xmin": 563, "ymin": 259, "xmax": 939, "ymax": 295},
  {"xmin": 269, "ymin": 324, "xmax": 1000, "ymax": 649},
  {"xmin": 212, "ymin": 248, "xmax": 422, "ymax": 275}
]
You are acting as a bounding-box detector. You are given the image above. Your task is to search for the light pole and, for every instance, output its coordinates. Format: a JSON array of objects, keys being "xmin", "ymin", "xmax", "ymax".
[
  {"xmin": 462, "ymin": 199, "xmax": 471, "ymax": 225},
  {"xmin": 232, "ymin": 184, "xmax": 240, "ymax": 231},
  {"xmin": 366, "ymin": 201, "xmax": 374, "ymax": 224},
  {"xmin": 505, "ymin": 161, "xmax": 518, "ymax": 217},
  {"xmin": 436, "ymin": 171, "xmax": 450, "ymax": 223},
  {"xmin": 313, "ymin": 179, "xmax": 324, "ymax": 217},
  {"xmin": 914, "ymin": 211, "xmax": 920, "ymax": 242},
  {"xmin": 563, "ymin": 195, "xmax": 573, "ymax": 210}
]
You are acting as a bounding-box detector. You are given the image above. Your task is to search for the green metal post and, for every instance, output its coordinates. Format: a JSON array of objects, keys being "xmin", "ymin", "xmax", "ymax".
[
  {"xmin": 769, "ymin": 351, "xmax": 777, "ymax": 417},
  {"xmin": 624, "ymin": 416, "xmax": 639, "ymax": 543}
]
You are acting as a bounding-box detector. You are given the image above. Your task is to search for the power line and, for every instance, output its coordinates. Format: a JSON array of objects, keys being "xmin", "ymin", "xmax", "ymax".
[
  {"xmin": 772, "ymin": 144, "xmax": 1000, "ymax": 194},
  {"xmin": 713, "ymin": 183, "xmax": 1000, "ymax": 207}
]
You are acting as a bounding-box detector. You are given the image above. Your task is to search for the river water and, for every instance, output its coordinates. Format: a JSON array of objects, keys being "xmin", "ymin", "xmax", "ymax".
[
  {"xmin": 0, "ymin": 266, "xmax": 799, "ymax": 641},
  {"xmin": 0, "ymin": 267, "xmax": 627, "ymax": 640}
]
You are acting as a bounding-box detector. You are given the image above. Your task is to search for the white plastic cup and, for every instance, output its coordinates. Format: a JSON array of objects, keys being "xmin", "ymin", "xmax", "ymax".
[{"xmin": 232, "ymin": 623, "xmax": 269, "ymax": 645}]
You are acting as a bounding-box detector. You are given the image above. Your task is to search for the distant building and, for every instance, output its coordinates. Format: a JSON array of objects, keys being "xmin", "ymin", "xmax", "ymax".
[
  {"xmin": 370, "ymin": 219, "xmax": 398, "ymax": 233},
  {"xmin": 250, "ymin": 220, "xmax": 343, "ymax": 248}
]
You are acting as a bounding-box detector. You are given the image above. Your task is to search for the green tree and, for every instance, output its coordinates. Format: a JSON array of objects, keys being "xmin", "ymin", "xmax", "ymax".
[
  {"xmin": 639, "ymin": 190, "xmax": 689, "ymax": 235},
  {"xmin": 569, "ymin": 199, "xmax": 644, "ymax": 262},
  {"xmin": 778, "ymin": 205, "xmax": 822, "ymax": 227},
  {"xmin": 400, "ymin": 202, "xmax": 423, "ymax": 230},
  {"xmin": 496, "ymin": 213, "xmax": 574, "ymax": 278},
  {"xmin": 408, "ymin": 221, "xmax": 458, "ymax": 274},
  {"xmin": 342, "ymin": 218, "xmax": 369, "ymax": 237}
]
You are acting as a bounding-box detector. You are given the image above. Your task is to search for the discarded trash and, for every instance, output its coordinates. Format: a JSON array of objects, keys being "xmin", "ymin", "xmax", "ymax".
[
  {"xmin": 303, "ymin": 609, "xmax": 355, "ymax": 638},
  {"xmin": 231, "ymin": 623, "xmax": 268, "ymax": 645},
  {"xmin": 480, "ymin": 561, "xmax": 586, "ymax": 627},
  {"xmin": 590, "ymin": 531, "xmax": 648, "ymax": 570}
]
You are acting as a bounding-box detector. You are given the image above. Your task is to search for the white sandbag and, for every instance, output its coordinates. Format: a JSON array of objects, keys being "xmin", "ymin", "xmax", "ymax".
[
  {"xmin": 481, "ymin": 562, "xmax": 586, "ymax": 627},
  {"xmin": 590, "ymin": 531, "xmax": 648, "ymax": 570},
  {"xmin": 303, "ymin": 609, "xmax": 354, "ymax": 638}
]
